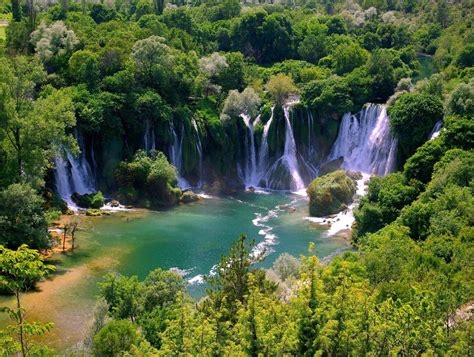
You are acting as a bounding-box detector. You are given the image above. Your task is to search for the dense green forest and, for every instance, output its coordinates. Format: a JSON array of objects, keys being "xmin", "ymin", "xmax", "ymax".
[{"xmin": 0, "ymin": 0, "xmax": 472, "ymax": 355}]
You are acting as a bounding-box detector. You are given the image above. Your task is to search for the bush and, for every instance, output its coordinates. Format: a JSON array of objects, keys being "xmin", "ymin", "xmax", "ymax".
[
  {"xmin": 93, "ymin": 320, "xmax": 138, "ymax": 357},
  {"xmin": 307, "ymin": 170, "xmax": 356, "ymax": 217},
  {"xmin": 0, "ymin": 183, "xmax": 50, "ymax": 249},
  {"xmin": 115, "ymin": 151, "xmax": 181, "ymax": 208},
  {"xmin": 73, "ymin": 191, "xmax": 106, "ymax": 209},
  {"xmin": 388, "ymin": 92, "xmax": 444, "ymax": 160}
]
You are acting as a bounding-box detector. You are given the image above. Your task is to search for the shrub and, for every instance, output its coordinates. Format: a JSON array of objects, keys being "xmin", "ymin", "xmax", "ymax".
[{"xmin": 307, "ymin": 170, "xmax": 356, "ymax": 217}]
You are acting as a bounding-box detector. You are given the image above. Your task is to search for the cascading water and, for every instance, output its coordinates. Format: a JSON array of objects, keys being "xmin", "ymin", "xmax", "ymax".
[
  {"xmin": 143, "ymin": 119, "xmax": 156, "ymax": 152},
  {"xmin": 169, "ymin": 125, "xmax": 190, "ymax": 189},
  {"xmin": 328, "ymin": 104, "xmax": 397, "ymax": 176},
  {"xmin": 429, "ymin": 120, "xmax": 443, "ymax": 140},
  {"xmin": 54, "ymin": 136, "xmax": 96, "ymax": 207},
  {"xmin": 239, "ymin": 114, "xmax": 259, "ymax": 187},
  {"xmin": 192, "ymin": 119, "xmax": 204, "ymax": 187},
  {"xmin": 264, "ymin": 105, "xmax": 306, "ymax": 191}
]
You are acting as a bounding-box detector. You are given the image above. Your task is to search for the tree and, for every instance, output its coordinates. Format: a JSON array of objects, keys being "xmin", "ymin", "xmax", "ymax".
[
  {"xmin": 142, "ymin": 268, "xmax": 186, "ymax": 311},
  {"xmin": 221, "ymin": 87, "xmax": 261, "ymax": 122},
  {"xmin": 207, "ymin": 235, "xmax": 254, "ymax": 316},
  {"xmin": 297, "ymin": 21, "xmax": 328, "ymax": 64},
  {"xmin": 0, "ymin": 57, "xmax": 76, "ymax": 186},
  {"xmin": 446, "ymin": 80, "xmax": 474, "ymax": 117},
  {"xmin": 389, "ymin": 92, "xmax": 444, "ymax": 159},
  {"xmin": 99, "ymin": 273, "xmax": 143, "ymax": 323},
  {"xmin": 367, "ymin": 48, "xmax": 397, "ymax": 101},
  {"xmin": 68, "ymin": 50, "xmax": 100, "ymax": 89},
  {"xmin": 266, "ymin": 74, "xmax": 297, "ymax": 107},
  {"xmin": 272, "ymin": 253, "xmax": 300, "ymax": 281},
  {"xmin": 0, "ymin": 183, "xmax": 49, "ymax": 250},
  {"xmin": 258, "ymin": 13, "xmax": 294, "ymax": 63},
  {"xmin": 130, "ymin": 35, "xmax": 172, "ymax": 80},
  {"xmin": 0, "ymin": 245, "xmax": 54, "ymax": 356},
  {"xmin": 331, "ymin": 42, "xmax": 368, "ymax": 75},
  {"xmin": 30, "ymin": 21, "xmax": 78, "ymax": 63},
  {"xmin": 93, "ymin": 320, "xmax": 139, "ymax": 356},
  {"xmin": 198, "ymin": 52, "xmax": 228, "ymax": 96}
]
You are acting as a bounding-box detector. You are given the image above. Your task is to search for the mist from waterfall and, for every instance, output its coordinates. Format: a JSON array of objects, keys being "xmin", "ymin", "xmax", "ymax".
[{"xmin": 328, "ymin": 104, "xmax": 397, "ymax": 176}]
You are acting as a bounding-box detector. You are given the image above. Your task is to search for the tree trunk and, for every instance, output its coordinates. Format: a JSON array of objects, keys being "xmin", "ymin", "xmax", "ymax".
[{"xmin": 16, "ymin": 290, "xmax": 26, "ymax": 357}]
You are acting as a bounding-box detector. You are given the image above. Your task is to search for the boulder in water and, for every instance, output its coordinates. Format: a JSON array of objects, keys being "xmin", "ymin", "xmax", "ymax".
[
  {"xmin": 307, "ymin": 170, "xmax": 357, "ymax": 217},
  {"xmin": 181, "ymin": 191, "xmax": 201, "ymax": 204},
  {"xmin": 72, "ymin": 191, "xmax": 106, "ymax": 209},
  {"xmin": 110, "ymin": 200, "xmax": 120, "ymax": 207}
]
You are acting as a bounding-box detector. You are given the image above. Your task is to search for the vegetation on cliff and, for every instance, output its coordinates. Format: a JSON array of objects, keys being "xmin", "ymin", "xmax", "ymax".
[{"xmin": 307, "ymin": 170, "xmax": 356, "ymax": 217}]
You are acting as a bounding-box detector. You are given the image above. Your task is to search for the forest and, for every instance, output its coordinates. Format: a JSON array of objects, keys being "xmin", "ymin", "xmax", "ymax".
[{"xmin": 0, "ymin": 0, "xmax": 472, "ymax": 355}]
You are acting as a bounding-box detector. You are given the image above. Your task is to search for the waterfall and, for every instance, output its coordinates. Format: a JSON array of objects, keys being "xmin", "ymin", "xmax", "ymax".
[
  {"xmin": 192, "ymin": 119, "xmax": 204, "ymax": 187},
  {"xmin": 143, "ymin": 119, "xmax": 156, "ymax": 152},
  {"xmin": 257, "ymin": 109, "xmax": 274, "ymax": 184},
  {"xmin": 239, "ymin": 114, "xmax": 258, "ymax": 187},
  {"xmin": 429, "ymin": 120, "xmax": 443, "ymax": 140},
  {"xmin": 264, "ymin": 105, "xmax": 306, "ymax": 191},
  {"xmin": 281, "ymin": 106, "xmax": 305, "ymax": 191},
  {"xmin": 169, "ymin": 125, "xmax": 190, "ymax": 189},
  {"xmin": 54, "ymin": 137, "xmax": 96, "ymax": 207},
  {"xmin": 328, "ymin": 104, "xmax": 397, "ymax": 176}
]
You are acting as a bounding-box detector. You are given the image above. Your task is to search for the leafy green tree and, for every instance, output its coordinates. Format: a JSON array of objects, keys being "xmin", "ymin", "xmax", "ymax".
[
  {"xmin": 0, "ymin": 245, "xmax": 54, "ymax": 356},
  {"xmin": 302, "ymin": 76, "xmax": 353, "ymax": 118},
  {"xmin": 220, "ymin": 87, "xmax": 261, "ymax": 123},
  {"xmin": 367, "ymin": 48, "xmax": 398, "ymax": 101},
  {"xmin": 143, "ymin": 268, "xmax": 186, "ymax": 310},
  {"xmin": 0, "ymin": 184, "xmax": 49, "ymax": 250},
  {"xmin": 68, "ymin": 50, "xmax": 100, "ymax": 89},
  {"xmin": 130, "ymin": 35, "xmax": 171, "ymax": 80},
  {"xmin": 389, "ymin": 92, "xmax": 444, "ymax": 159},
  {"xmin": 207, "ymin": 235, "xmax": 254, "ymax": 317},
  {"xmin": 30, "ymin": 21, "xmax": 78, "ymax": 63},
  {"xmin": 115, "ymin": 150, "xmax": 181, "ymax": 208},
  {"xmin": 93, "ymin": 320, "xmax": 139, "ymax": 356},
  {"xmin": 266, "ymin": 74, "xmax": 297, "ymax": 107},
  {"xmin": 272, "ymin": 253, "xmax": 300, "ymax": 281},
  {"xmin": 446, "ymin": 80, "xmax": 474, "ymax": 117},
  {"xmin": 331, "ymin": 42, "xmax": 368, "ymax": 75},
  {"xmin": 0, "ymin": 57, "xmax": 76, "ymax": 185},
  {"xmin": 258, "ymin": 13, "xmax": 294, "ymax": 63},
  {"xmin": 297, "ymin": 21, "xmax": 328, "ymax": 64},
  {"xmin": 403, "ymin": 138, "xmax": 446, "ymax": 183},
  {"xmin": 99, "ymin": 273, "xmax": 144, "ymax": 323}
]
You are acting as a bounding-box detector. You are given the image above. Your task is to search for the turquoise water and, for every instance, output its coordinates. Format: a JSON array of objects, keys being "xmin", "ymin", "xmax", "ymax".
[
  {"xmin": 0, "ymin": 192, "xmax": 349, "ymax": 349},
  {"xmin": 82, "ymin": 192, "xmax": 349, "ymax": 296}
]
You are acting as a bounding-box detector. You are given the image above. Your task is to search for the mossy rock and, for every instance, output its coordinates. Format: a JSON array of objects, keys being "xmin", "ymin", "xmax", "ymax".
[
  {"xmin": 72, "ymin": 191, "xmax": 106, "ymax": 209},
  {"xmin": 85, "ymin": 208, "xmax": 104, "ymax": 216},
  {"xmin": 307, "ymin": 170, "xmax": 357, "ymax": 217},
  {"xmin": 180, "ymin": 190, "xmax": 200, "ymax": 204}
]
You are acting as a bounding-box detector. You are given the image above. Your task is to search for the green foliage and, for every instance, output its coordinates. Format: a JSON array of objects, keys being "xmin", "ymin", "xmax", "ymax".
[
  {"xmin": 115, "ymin": 150, "xmax": 181, "ymax": 207},
  {"xmin": 73, "ymin": 191, "xmax": 105, "ymax": 209},
  {"xmin": 93, "ymin": 320, "xmax": 138, "ymax": 356},
  {"xmin": 266, "ymin": 74, "xmax": 297, "ymax": 107},
  {"xmin": 0, "ymin": 183, "xmax": 49, "ymax": 250},
  {"xmin": 307, "ymin": 170, "xmax": 356, "ymax": 217},
  {"xmin": 389, "ymin": 92, "xmax": 444, "ymax": 159},
  {"xmin": 354, "ymin": 173, "xmax": 419, "ymax": 239}
]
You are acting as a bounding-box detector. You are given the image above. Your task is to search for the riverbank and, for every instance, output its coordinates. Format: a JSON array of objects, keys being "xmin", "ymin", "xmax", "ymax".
[{"xmin": 1, "ymin": 192, "xmax": 351, "ymax": 351}]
